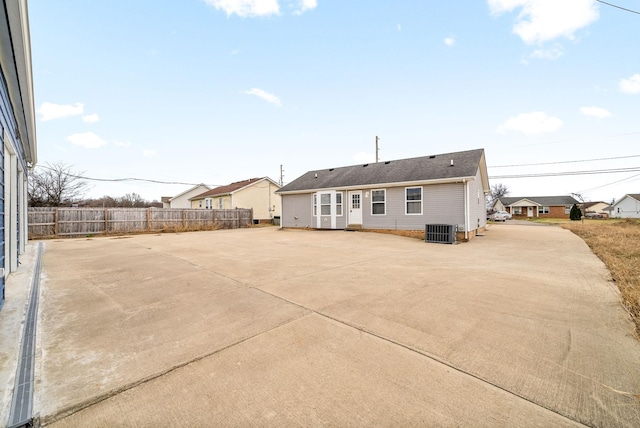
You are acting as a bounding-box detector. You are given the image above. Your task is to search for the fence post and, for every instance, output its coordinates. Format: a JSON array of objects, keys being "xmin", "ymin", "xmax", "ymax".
[
  {"xmin": 147, "ymin": 208, "xmax": 151, "ymax": 232},
  {"xmin": 54, "ymin": 208, "xmax": 59, "ymax": 236},
  {"xmin": 104, "ymin": 208, "xmax": 109, "ymax": 234}
]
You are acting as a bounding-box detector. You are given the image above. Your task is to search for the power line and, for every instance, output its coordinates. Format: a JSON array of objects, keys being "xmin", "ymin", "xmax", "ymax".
[
  {"xmin": 579, "ymin": 172, "xmax": 640, "ymax": 193},
  {"xmin": 489, "ymin": 154, "xmax": 640, "ymax": 168},
  {"xmin": 596, "ymin": 0, "xmax": 640, "ymax": 15},
  {"xmin": 35, "ymin": 164, "xmax": 220, "ymax": 187},
  {"xmin": 489, "ymin": 166, "xmax": 640, "ymax": 179}
]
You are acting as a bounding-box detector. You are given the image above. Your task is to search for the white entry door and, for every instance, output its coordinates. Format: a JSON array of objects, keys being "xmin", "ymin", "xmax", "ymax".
[
  {"xmin": 348, "ymin": 191, "xmax": 362, "ymax": 226},
  {"xmin": 527, "ymin": 206, "xmax": 534, "ymax": 217}
]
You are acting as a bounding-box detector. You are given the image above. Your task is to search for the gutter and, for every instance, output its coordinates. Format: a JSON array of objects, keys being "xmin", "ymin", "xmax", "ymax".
[{"xmin": 276, "ymin": 176, "xmax": 478, "ymax": 196}]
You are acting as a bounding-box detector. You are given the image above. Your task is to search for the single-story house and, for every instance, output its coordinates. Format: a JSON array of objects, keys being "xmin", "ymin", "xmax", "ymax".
[
  {"xmin": 583, "ymin": 201, "xmax": 610, "ymax": 218},
  {"xmin": 610, "ymin": 194, "xmax": 640, "ymax": 219},
  {"xmin": 1, "ymin": 0, "xmax": 37, "ymax": 310},
  {"xmin": 190, "ymin": 177, "xmax": 281, "ymax": 223},
  {"xmin": 494, "ymin": 196, "xmax": 579, "ymax": 219},
  {"xmin": 276, "ymin": 148, "xmax": 490, "ymax": 241},
  {"xmin": 162, "ymin": 184, "xmax": 211, "ymax": 209}
]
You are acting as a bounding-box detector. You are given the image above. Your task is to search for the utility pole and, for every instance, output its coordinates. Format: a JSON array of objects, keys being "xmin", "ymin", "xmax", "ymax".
[
  {"xmin": 375, "ymin": 136, "xmax": 380, "ymax": 163},
  {"xmin": 279, "ymin": 164, "xmax": 284, "ymax": 186}
]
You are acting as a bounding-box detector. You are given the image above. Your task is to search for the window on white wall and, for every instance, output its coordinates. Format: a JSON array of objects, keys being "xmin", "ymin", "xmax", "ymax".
[
  {"xmin": 372, "ymin": 190, "xmax": 386, "ymax": 215},
  {"xmin": 320, "ymin": 193, "xmax": 331, "ymax": 215},
  {"xmin": 336, "ymin": 192, "xmax": 343, "ymax": 216},
  {"xmin": 406, "ymin": 187, "xmax": 422, "ymax": 215},
  {"xmin": 313, "ymin": 194, "xmax": 317, "ymax": 216}
]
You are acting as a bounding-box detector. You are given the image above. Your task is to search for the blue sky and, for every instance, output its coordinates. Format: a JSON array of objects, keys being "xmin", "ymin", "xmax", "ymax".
[{"xmin": 30, "ymin": 0, "xmax": 640, "ymax": 203}]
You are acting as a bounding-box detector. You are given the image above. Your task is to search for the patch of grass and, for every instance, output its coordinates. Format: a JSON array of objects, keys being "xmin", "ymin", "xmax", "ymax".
[{"xmin": 562, "ymin": 219, "xmax": 640, "ymax": 336}]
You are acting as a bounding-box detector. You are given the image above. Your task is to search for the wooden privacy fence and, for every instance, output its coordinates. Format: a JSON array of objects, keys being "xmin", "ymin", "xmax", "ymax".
[{"xmin": 28, "ymin": 207, "xmax": 253, "ymax": 239}]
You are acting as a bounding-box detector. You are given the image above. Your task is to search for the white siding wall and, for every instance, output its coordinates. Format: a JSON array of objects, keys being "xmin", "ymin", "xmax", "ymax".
[{"xmin": 612, "ymin": 196, "xmax": 640, "ymax": 218}]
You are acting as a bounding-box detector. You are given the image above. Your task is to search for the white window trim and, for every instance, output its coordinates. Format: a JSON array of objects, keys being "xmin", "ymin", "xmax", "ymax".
[
  {"xmin": 371, "ymin": 189, "xmax": 386, "ymax": 216},
  {"xmin": 539, "ymin": 206, "xmax": 550, "ymax": 214},
  {"xmin": 405, "ymin": 186, "xmax": 423, "ymax": 215},
  {"xmin": 312, "ymin": 194, "xmax": 317, "ymax": 217},
  {"xmin": 336, "ymin": 192, "xmax": 343, "ymax": 216}
]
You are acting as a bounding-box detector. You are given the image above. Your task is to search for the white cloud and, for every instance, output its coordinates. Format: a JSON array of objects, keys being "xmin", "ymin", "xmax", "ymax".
[
  {"xmin": 397, "ymin": 24, "xmax": 402, "ymax": 31},
  {"xmin": 488, "ymin": 0, "xmax": 599, "ymax": 45},
  {"xmin": 67, "ymin": 132, "xmax": 107, "ymax": 149},
  {"xmin": 619, "ymin": 73, "xmax": 640, "ymax": 94},
  {"xmin": 204, "ymin": 0, "xmax": 280, "ymax": 17},
  {"xmin": 444, "ymin": 36, "xmax": 456, "ymax": 47},
  {"xmin": 82, "ymin": 113, "xmax": 100, "ymax": 123},
  {"xmin": 353, "ymin": 152, "xmax": 376, "ymax": 164},
  {"xmin": 528, "ymin": 45, "xmax": 563, "ymax": 60},
  {"xmin": 113, "ymin": 140, "xmax": 131, "ymax": 147},
  {"xmin": 37, "ymin": 102, "xmax": 84, "ymax": 121},
  {"xmin": 244, "ymin": 88, "xmax": 282, "ymax": 106},
  {"xmin": 497, "ymin": 111, "xmax": 563, "ymax": 134},
  {"xmin": 293, "ymin": 0, "xmax": 317, "ymax": 15},
  {"xmin": 580, "ymin": 106, "xmax": 611, "ymax": 118},
  {"xmin": 143, "ymin": 149, "xmax": 157, "ymax": 157}
]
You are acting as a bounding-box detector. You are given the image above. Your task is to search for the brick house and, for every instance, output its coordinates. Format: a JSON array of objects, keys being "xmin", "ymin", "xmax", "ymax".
[{"xmin": 494, "ymin": 196, "xmax": 579, "ymax": 219}]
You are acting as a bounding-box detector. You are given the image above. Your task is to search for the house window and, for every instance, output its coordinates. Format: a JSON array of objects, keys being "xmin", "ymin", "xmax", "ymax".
[
  {"xmin": 351, "ymin": 193, "xmax": 360, "ymax": 209},
  {"xmin": 406, "ymin": 187, "xmax": 422, "ymax": 215},
  {"xmin": 539, "ymin": 206, "xmax": 550, "ymax": 215},
  {"xmin": 336, "ymin": 192, "xmax": 343, "ymax": 216},
  {"xmin": 205, "ymin": 198, "xmax": 213, "ymax": 209},
  {"xmin": 198, "ymin": 201, "xmax": 202, "ymax": 208},
  {"xmin": 513, "ymin": 207, "xmax": 522, "ymax": 215},
  {"xmin": 565, "ymin": 206, "xmax": 571, "ymax": 214},
  {"xmin": 218, "ymin": 198, "xmax": 223, "ymax": 209},
  {"xmin": 320, "ymin": 193, "xmax": 331, "ymax": 215},
  {"xmin": 313, "ymin": 194, "xmax": 317, "ymax": 216},
  {"xmin": 371, "ymin": 189, "xmax": 386, "ymax": 215}
]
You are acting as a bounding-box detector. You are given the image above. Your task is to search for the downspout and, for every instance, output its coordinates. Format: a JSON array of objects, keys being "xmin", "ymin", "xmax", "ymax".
[{"xmin": 463, "ymin": 179, "xmax": 469, "ymax": 240}]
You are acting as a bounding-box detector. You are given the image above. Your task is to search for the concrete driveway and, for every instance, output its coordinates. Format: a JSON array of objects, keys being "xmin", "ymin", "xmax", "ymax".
[{"xmin": 34, "ymin": 224, "xmax": 640, "ymax": 426}]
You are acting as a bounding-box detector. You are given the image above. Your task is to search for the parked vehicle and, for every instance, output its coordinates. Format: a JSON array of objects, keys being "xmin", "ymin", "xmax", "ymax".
[
  {"xmin": 490, "ymin": 211, "xmax": 508, "ymax": 222},
  {"xmin": 495, "ymin": 210, "xmax": 512, "ymax": 220}
]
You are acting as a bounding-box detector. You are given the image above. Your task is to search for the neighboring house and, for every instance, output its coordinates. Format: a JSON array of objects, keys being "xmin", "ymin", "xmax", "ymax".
[
  {"xmin": 610, "ymin": 194, "xmax": 640, "ymax": 219},
  {"xmin": 583, "ymin": 201, "xmax": 610, "ymax": 218},
  {"xmin": 190, "ymin": 177, "xmax": 281, "ymax": 223},
  {"xmin": 276, "ymin": 148, "xmax": 490, "ymax": 241},
  {"xmin": 161, "ymin": 184, "xmax": 211, "ymax": 209},
  {"xmin": 494, "ymin": 196, "xmax": 579, "ymax": 219},
  {"xmin": 0, "ymin": 0, "xmax": 37, "ymax": 310}
]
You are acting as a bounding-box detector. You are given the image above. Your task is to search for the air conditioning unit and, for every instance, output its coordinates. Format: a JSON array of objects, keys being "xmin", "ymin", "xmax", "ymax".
[{"xmin": 425, "ymin": 224, "xmax": 457, "ymax": 244}]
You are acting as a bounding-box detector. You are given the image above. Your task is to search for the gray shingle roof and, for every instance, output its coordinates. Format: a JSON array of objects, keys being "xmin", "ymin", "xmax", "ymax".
[
  {"xmin": 499, "ymin": 196, "xmax": 579, "ymax": 206},
  {"xmin": 277, "ymin": 148, "xmax": 485, "ymax": 193}
]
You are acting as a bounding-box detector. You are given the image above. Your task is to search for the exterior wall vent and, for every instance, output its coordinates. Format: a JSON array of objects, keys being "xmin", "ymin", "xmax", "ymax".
[{"xmin": 425, "ymin": 224, "xmax": 457, "ymax": 244}]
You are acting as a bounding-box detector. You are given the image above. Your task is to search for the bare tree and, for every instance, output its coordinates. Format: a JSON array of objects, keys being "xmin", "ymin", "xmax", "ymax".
[
  {"xmin": 28, "ymin": 162, "xmax": 89, "ymax": 207},
  {"xmin": 118, "ymin": 192, "xmax": 147, "ymax": 208},
  {"xmin": 489, "ymin": 183, "xmax": 510, "ymax": 207}
]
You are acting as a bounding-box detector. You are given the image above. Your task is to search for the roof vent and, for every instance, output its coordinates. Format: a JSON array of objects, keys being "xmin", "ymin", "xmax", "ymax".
[
  {"xmin": 329, "ymin": 168, "xmax": 334, "ymax": 171},
  {"xmin": 363, "ymin": 164, "xmax": 369, "ymax": 167},
  {"xmin": 450, "ymin": 160, "xmax": 454, "ymax": 167},
  {"xmin": 384, "ymin": 161, "xmax": 391, "ymax": 165},
  {"xmin": 429, "ymin": 155, "xmax": 436, "ymax": 159},
  {"xmin": 314, "ymin": 173, "xmax": 318, "ymax": 178}
]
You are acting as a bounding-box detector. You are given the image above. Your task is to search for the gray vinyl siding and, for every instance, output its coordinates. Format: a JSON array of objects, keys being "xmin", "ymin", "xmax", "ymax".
[
  {"xmin": 281, "ymin": 194, "xmax": 312, "ymax": 228},
  {"xmin": 362, "ymin": 183, "xmax": 464, "ymax": 230},
  {"xmin": 468, "ymin": 168, "xmax": 486, "ymax": 231},
  {"xmin": 280, "ymin": 192, "xmax": 352, "ymax": 229}
]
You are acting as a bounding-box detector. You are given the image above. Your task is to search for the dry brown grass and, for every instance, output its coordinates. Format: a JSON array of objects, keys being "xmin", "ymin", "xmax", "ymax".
[{"xmin": 562, "ymin": 219, "xmax": 640, "ymax": 335}]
